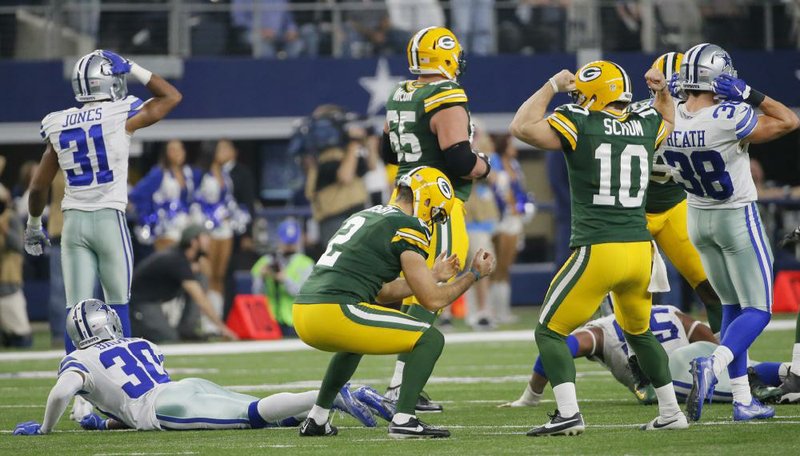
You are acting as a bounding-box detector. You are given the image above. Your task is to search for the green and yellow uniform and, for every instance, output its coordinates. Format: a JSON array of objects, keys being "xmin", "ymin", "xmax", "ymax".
[
  {"xmin": 385, "ymin": 80, "xmax": 471, "ymax": 316},
  {"xmin": 294, "ymin": 205, "xmax": 432, "ymax": 354},
  {"xmin": 541, "ymin": 103, "xmax": 668, "ymax": 337}
]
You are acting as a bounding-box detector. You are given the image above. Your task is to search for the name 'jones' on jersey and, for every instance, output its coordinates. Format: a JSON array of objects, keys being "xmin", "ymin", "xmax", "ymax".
[
  {"xmin": 547, "ymin": 104, "xmax": 668, "ymax": 247},
  {"xmin": 661, "ymin": 101, "xmax": 759, "ymax": 209},
  {"xmin": 40, "ymin": 96, "xmax": 144, "ymax": 212}
]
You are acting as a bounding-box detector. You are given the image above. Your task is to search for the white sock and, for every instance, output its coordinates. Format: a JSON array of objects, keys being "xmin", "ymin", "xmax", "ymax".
[
  {"xmin": 791, "ymin": 344, "xmax": 800, "ymax": 376},
  {"xmin": 258, "ymin": 391, "xmax": 318, "ymax": 423},
  {"xmin": 307, "ymin": 405, "xmax": 330, "ymax": 424},
  {"xmin": 389, "ymin": 361, "xmax": 405, "ymax": 389},
  {"xmin": 201, "ymin": 290, "xmax": 224, "ymax": 334},
  {"xmin": 654, "ymin": 383, "xmax": 681, "ymax": 418},
  {"xmin": 489, "ymin": 282, "xmax": 502, "ymax": 316},
  {"xmin": 497, "ymin": 282, "xmax": 512, "ymax": 319},
  {"xmin": 730, "ymin": 375, "xmax": 752, "ymax": 405},
  {"xmin": 519, "ymin": 383, "xmax": 543, "ymax": 406},
  {"xmin": 392, "ymin": 412, "xmax": 415, "ymax": 425},
  {"xmin": 552, "ymin": 382, "xmax": 579, "ymax": 417},
  {"xmin": 711, "ymin": 346, "xmax": 734, "ymax": 377},
  {"xmin": 779, "ymin": 362, "xmax": 791, "ymax": 383}
]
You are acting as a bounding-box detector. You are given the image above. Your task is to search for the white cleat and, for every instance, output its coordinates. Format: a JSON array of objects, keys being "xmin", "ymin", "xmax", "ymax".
[
  {"xmin": 640, "ymin": 411, "xmax": 689, "ymax": 431},
  {"xmin": 70, "ymin": 395, "xmax": 94, "ymax": 422},
  {"xmin": 498, "ymin": 398, "xmax": 539, "ymax": 408}
]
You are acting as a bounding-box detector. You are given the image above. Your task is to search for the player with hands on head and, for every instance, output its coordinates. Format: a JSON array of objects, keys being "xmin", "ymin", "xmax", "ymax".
[{"xmin": 511, "ymin": 61, "xmax": 687, "ymax": 436}]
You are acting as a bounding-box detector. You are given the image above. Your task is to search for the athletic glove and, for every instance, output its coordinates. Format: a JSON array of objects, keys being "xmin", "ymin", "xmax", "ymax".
[
  {"xmin": 80, "ymin": 413, "xmax": 109, "ymax": 431},
  {"xmin": 779, "ymin": 226, "xmax": 800, "ymax": 248},
  {"xmin": 101, "ymin": 50, "xmax": 132, "ymax": 75},
  {"xmin": 667, "ymin": 73, "xmax": 683, "ymax": 99},
  {"xmin": 24, "ymin": 224, "xmax": 50, "ymax": 256},
  {"xmin": 712, "ymin": 74, "xmax": 765, "ymax": 106},
  {"xmin": 13, "ymin": 421, "xmax": 42, "ymax": 436}
]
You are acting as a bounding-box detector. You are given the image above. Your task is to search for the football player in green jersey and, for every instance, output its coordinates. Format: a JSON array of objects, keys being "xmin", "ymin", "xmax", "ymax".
[
  {"xmin": 510, "ymin": 61, "xmax": 688, "ymax": 435},
  {"xmin": 380, "ymin": 26, "xmax": 491, "ymax": 411},
  {"xmin": 294, "ymin": 166, "xmax": 495, "ymax": 439}
]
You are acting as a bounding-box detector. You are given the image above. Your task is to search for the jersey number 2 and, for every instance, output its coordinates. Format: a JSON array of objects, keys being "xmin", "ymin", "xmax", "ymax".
[
  {"xmin": 387, "ymin": 110, "xmax": 422, "ymax": 163},
  {"xmin": 317, "ymin": 216, "xmax": 366, "ymax": 268},
  {"xmin": 59, "ymin": 125, "xmax": 114, "ymax": 187},
  {"xmin": 593, "ymin": 143, "xmax": 649, "ymax": 207}
]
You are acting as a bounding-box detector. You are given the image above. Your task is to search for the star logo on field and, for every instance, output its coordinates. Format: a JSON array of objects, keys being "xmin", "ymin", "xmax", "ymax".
[{"xmin": 359, "ymin": 58, "xmax": 404, "ymax": 116}]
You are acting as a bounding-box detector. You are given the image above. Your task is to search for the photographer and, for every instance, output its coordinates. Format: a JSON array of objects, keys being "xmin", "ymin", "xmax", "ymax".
[
  {"xmin": 291, "ymin": 104, "xmax": 373, "ymax": 247},
  {"xmin": 251, "ymin": 219, "xmax": 313, "ymax": 336}
]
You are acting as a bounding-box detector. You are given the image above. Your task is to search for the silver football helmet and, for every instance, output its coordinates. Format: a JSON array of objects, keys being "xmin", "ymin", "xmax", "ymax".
[
  {"xmin": 679, "ymin": 43, "xmax": 737, "ymax": 92},
  {"xmin": 71, "ymin": 50, "xmax": 128, "ymax": 103},
  {"xmin": 67, "ymin": 299, "xmax": 124, "ymax": 349}
]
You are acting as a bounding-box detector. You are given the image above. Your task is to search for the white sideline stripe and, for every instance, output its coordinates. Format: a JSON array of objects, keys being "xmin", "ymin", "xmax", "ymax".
[
  {"xmin": 0, "ymin": 367, "xmax": 217, "ymax": 380},
  {"xmin": 0, "ymin": 320, "xmax": 795, "ymax": 363}
]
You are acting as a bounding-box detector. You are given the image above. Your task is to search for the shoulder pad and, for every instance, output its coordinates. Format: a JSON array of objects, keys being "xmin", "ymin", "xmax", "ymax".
[
  {"xmin": 556, "ymin": 104, "xmax": 589, "ymax": 116},
  {"xmin": 423, "ymin": 83, "xmax": 468, "ymax": 113}
]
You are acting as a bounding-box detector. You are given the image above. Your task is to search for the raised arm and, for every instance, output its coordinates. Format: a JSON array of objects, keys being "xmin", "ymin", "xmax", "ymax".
[
  {"xmin": 645, "ymin": 67, "xmax": 675, "ymax": 127},
  {"xmin": 509, "ymin": 70, "xmax": 575, "ymax": 150}
]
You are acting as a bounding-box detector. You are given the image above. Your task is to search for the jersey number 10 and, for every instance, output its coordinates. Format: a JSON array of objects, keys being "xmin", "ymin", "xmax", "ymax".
[
  {"xmin": 592, "ymin": 143, "xmax": 649, "ymax": 207},
  {"xmin": 59, "ymin": 125, "xmax": 114, "ymax": 187}
]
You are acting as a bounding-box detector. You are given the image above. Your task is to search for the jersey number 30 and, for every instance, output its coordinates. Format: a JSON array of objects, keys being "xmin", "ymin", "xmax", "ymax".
[
  {"xmin": 59, "ymin": 125, "xmax": 114, "ymax": 187},
  {"xmin": 99, "ymin": 341, "xmax": 170, "ymax": 399},
  {"xmin": 593, "ymin": 143, "xmax": 649, "ymax": 207}
]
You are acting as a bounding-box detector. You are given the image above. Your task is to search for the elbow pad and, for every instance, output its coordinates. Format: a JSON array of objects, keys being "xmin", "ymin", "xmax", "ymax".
[
  {"xmin": 380, "ymin": 132, "xmax": 398, "ymax": 165},
  {"xmin": 443, "ymin": 141, "xmax": 478, "ymax": 177},
  {"xmin": 475, "ymin": 152, "xmax": 491, "ymax": 179}
]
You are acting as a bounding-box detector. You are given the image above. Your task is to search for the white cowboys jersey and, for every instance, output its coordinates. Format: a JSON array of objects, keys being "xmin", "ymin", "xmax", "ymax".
[
  {"xmin": 40, "ymin": 96, "xmax": 143, "ymax": 212},
  {"xmin": 57, "ymin": 337, "xmax": 171, "ymax": 430},
  {"xmin": 663, "ymin": 101, "xmax": 758, "ymax": 209}
]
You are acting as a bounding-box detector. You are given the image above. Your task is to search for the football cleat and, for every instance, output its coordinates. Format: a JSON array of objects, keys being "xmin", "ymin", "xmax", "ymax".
[
  {"xmin": 685, "ymin": 356, "xmax": 717, "ymax": 421},
  {"xmin": 629, "ymin": 355, "xmax": 657, "ymax": 405},
  {"xmin": 353, "ymin": 386, "xmax": 396, "ymax": 421},
  {"xmin": 385, "ymin": 387, "xmax": 443, "ymax": 413},
  {"xmin": 526, "ymin": 410, "xmax": 585, "ymax": 437},
  {"xmin": 733, "ymin": 398, "xmax": 775, "ymax": 421},
  {"xmin": 748, "ymin": 367, "xmax": 784, "ymax": 404},
  {"xmin": 388, "ymin": 416, "xmax": 450, "ymax": 439},
  {"xmin": 332, "ymin": 384, "xmax": 377, "ymax": 427},
  {"xmin": 778, "ymin": 370, "xmax": 800, "ymax": 404},
  {"xmin": 298, "ymin": 417, "xmax": 338, "ymax": 437},
  {"xmin": 640, "ymin": 411, "xmax": 689, "ymax": 431}
]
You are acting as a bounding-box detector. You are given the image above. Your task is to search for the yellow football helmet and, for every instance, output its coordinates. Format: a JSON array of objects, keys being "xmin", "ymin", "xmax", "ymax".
[
  {"xmin": 652, "ymin": 51, "xmax": 684, "ymax": 79},
  {"xmin": 571, "ymin": 61, "xmax": 632, "ymax": 111},
  {"xmin": 407, "ymin": 26, "xmax": 465, "ymax": 80},
  {"xmin": 397, "ymin": 166, "xmax": 455, "ymax": 226}
]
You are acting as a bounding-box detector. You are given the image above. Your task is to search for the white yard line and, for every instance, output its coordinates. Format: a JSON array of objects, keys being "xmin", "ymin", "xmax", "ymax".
[{"xmin": 3, "ymin": 319, "xmax": 793, "ymax": 363}]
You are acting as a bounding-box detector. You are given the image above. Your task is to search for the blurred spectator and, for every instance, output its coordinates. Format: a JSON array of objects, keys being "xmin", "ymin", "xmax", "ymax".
[
  {"xmin": 451, "ymin": 0, "xmax": 495, "ymax": 55},
  {"xmin": 250, "ymin": 218, "xmax": 314, "ymax": 335},
  {"xmin": 490, "ymin": 134, "xmax": 534, "ymax": 324},
  {"xmin": 361, "ymin": 132, "xmax": 386, "ymax": 206},
  {"xmin": 654, "ymin": 0, "xmax": 701, "ymax": 51},
  {"xmin": 699, "ymin": 0, "xmax": 748, "ymax": 49},
  {"xmin": 13, "ymin": 160, "xmax": 38, "ymax": 218},
  {"xmin": 601, "ymin": 1, "xmax": 641, "ymax": 51},
  {"xmin": 232, "ymin": 0, "xmax": 312, "ymax": 58},
  {"xmin": 751, "ymin": 158, "xmax": 800, "ymax": 200},
  {"xmin": 130, "ymin": 140, "xmax": 198, "ymax": 251},
  {"xmin": 64, "ymin": 0, "xmax": 100, "ymax": 51},
  {"xmin": 498, "ymin": 0, "xmax": 569, "ymax": 54},
  {"xmin": 386, "ymin": 0, "xmax": 445, "ymax": 35},
  {"xmin": 130, "ymin": 225, "xmax": 237, "ymax": 342},
  {"xmin": 189, "ymin": 0, "xmax": 231, "ymax": 56},
  {"xmin": 295, "ymin": 105, "xmax": 370, "ymax": 247},
  {"xmin": 342, "ymin": 0, "xmax": 409, "ymax": 57},
  {"xmin": 0, "ymin": 185, "xmax": 32, "ymax": 347},
  {"xmin": 47, "ymin": 173, "xmax": 66, "ymax": 348},
  {"xmin": 192, "ymin": 140, "xmax": 251, "ymax": 332},
  {"xmin": 546, "ymin": 151, "xmax": 571, "ymax": 267}
]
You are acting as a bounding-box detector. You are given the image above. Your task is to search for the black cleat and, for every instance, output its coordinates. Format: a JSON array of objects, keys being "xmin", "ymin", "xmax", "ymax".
[
  {"xmin": 527, "ymin": 410, "xmax": 585, "ymax": 437},
  {"xmin": 385, "ymin": 387, "xmax": 443, "ymax": 413},
  {"xmin": 779, "ymin": 370, "xmax": 800, "ymax": 404},
  {"xmin": 388, "ymin": 416, "xmax": 450, "ymax": 439},
  {"xmin": 748, "ymin": 367, "xmax": 784, "ymax": 404},
  {"xmin": 298, "ymin": 417, "xmax": 338, "ymax": 437}
]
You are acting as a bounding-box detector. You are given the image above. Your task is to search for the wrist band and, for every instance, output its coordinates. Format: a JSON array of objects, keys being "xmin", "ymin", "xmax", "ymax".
[
  {"xmin": 745, "ymin": 88, "xmax": 765, "ymax": 107},
  {"xmin": 27, "ymin": 215, "xmax": 42, "ymax": 228},
  {"xmin": 130, "ymin": 62, "xmax": 153, "ymax": 85},
  {"xmin": 469, "ymin": 267, "xmax": 481, "ymax": 281},
  {"xmin": 548, "ymin": 78, "xmax": 559, "ymax": 93}
]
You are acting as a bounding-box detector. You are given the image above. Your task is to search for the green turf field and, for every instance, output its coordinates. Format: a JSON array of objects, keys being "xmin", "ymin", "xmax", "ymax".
[{"xmin": 1, "ymin": 309, "xmax": 798, "ymax": 455}]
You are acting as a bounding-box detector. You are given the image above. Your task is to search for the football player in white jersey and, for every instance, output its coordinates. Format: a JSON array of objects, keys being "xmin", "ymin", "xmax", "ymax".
[
  {"xmin": 12, "ymin": 300, "xmax": 376, "ymax": 435},
  {"xmin": 24, "ymin": 50, "xmax": 182, "ymax": 354},
  {"xmin": 647, "ymin": 43, "xmax": 800, "ymax": 422}
]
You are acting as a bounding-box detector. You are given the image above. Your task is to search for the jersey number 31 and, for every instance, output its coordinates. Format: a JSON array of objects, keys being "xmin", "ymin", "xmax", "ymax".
[{"xmin": 59, "ymin": 125, "xmax": 114, "ymax": 187}]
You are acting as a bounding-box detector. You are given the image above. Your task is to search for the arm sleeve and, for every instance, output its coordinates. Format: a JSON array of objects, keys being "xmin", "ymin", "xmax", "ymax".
[
  {"xmin": 546, "ymin": 106, "xmax": 581, "ymax": 151},
  {"xmin": 734, "ymin": 104, "xmax": 758, "ymax": 141},
  {"xmin": 41, "ymin": 372, "xmax": 85, "ymax": 433}
]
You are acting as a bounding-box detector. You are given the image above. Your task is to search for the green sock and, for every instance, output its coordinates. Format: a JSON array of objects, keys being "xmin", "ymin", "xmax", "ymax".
[
  {"xmin": 696, "ymin": 280, "xmax": 722, "ymax": 334},
  {"xmin": 315, "ymin": 352, "xmax": 363, "ymax": 408},
  {"xmin": 706, "ymin": 305, "xmax": 722, "ymax": 335},
  {"xmin": 624, "ymin": 330, "xmax": 672, "ymax": 387},
  {"xmin": 534, "ymin": 324, "xmax": 576, "ymax": 386},
  {"xmin": 396, "ymin": 328, "xmax": 444, "ymax": 414},
  {"xmin": 397, "ymin": 305, "xmax": 438, "ymax": 364}
]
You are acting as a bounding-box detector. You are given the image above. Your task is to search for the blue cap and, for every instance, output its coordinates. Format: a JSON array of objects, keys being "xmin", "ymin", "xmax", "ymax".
[{"xmin": 278, "ymin": 219, "xmax": 301, "ymax": 245}]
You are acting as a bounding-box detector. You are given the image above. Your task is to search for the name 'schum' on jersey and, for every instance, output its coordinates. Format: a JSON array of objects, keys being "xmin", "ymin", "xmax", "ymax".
[
  {"xmin": 663, "ymin": 101, "xmax": 759, "ymax": 209},
  {"xmin": 385, "ymin": 80, "xmax": 473, "ymax": 201},
  {"xmin": 57, "ymin": 337, "xmax": 171, "ymax": 430},
  {"xmin": 40, "ymin": 95, "xmax": 144, "ymax": 212},
  {"xmin": 547, "ymin": 103, "xmax": 668, "ymax": 247},
  {"xmin": 295, "ymin": 205, "xmax": 431, "ymax": 305}
]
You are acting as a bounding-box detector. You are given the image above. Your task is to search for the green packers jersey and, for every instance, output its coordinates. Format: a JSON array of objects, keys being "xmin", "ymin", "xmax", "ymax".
[
  {"xmin": 385, "ymin": 79, "xmax": 473, "ymax": 200},
  {"xmin": 547, "ymin": 103, "xmax": 669, "ymax": 247},
  {"xmin": 629, "ymin": 99, "xmax": 686, "ymax": 214},
  {"xmin": 295, "ymin": 205, "xmax": 430, "ymax": 305}
]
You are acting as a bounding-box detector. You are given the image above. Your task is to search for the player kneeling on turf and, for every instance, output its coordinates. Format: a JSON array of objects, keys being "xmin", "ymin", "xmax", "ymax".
[{"xmin": 13, "ymin": 299, "xmax": 376, "ymax": 435}]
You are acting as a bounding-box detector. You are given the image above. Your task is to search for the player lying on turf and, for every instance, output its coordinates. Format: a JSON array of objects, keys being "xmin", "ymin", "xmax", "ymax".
[
  {"xmin": 502, "ymin": 305, "xmax": 788, "ymax": 407},
  {"xmin": 13, "ymin": 299, "xmax": 375, "ymax": 435}
]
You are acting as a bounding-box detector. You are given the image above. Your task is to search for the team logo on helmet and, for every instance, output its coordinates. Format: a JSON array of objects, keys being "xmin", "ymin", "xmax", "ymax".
[
  {"xmin": 578, "ymin": 66, "xmax": 602, "ymax": 82},
  {"xmin": 437, "ymin": 36, "xmax": 456, "ymax": 50},
  {"xmin": 437, "ymin": 177, "xmax": 453, "ymax": 200}
]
